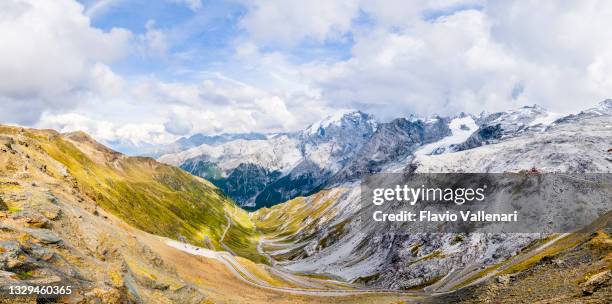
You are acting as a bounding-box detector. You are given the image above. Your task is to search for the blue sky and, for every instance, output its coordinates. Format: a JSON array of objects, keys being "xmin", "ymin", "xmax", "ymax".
[
  {"xmin": 82, "ymin": 0, "xmax": 354, "ymax": 82},
  {"xmin": 83, "ymin": 0, "xmax": 246, "ymax": 77},
  {"xmin": 1, "ymin": 0, "xmax": 612, "ymax": 152}
]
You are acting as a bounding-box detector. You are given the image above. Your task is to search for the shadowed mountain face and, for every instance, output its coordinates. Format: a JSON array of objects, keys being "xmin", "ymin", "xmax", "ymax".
[
  {"xmin": 328, "ymin": 117, "xmax": 452, "ymax": 184},
  {"xmin": 159, "ymin": 111, "xmax": 381, "ymax": 209},
  {"xmin": 159, "ymin": 111, "xmax": 456, "ymax": 209}
]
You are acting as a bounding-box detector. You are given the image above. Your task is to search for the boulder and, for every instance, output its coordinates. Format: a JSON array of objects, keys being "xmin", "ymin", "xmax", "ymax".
[
  {"xmin": 0, "ymin": 271, "xmax": 21, "ymax": 295},
  {"xmin": 29, "ymin": 244, "xmax": 55, "ymax": 262},
  {"xmin": 496, "ymin": 275, "xmax": 511, "ymax": 285},
  {"xmin": 582, "ymin": 270, "xmax": 611, "ymax": 295},
  {"xmin": 12, "ymin": 210, "xmax": 50, "ymax": 228},
  {"xmin": 39, "ymin": 205, "xmax": 61, "ymax": 221},
  {"xmin": 0, "ymin": 135, "xmax": 14, "ymax": 151},
  {"xmin": 0, "ymin": 240, "xmax": 26, "ymax": 270},
  {"xmin": 25, "ymin": 228, "xmax": 62, "ymax": 244},
  {"xmin": 0, "ymin": 270, "xmax": 17, "ymax": 279}
]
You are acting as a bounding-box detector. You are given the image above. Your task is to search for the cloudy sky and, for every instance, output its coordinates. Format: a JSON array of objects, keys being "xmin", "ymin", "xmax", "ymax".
[{"xmin": 2, "ymin": 0, "xmax": 612, "ymax": 152}]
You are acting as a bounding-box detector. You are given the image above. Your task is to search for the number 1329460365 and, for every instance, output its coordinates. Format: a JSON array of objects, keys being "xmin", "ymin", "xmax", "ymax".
[{"xmin": 8, "ymin": 285, "xmax": 73, "ymax": 296}]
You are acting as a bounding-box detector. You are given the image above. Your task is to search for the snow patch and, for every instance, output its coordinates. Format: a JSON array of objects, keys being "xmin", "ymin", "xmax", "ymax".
[
  {"xmin": 415, "ymin": 116, "xmax": 478, "ymax": 156},
  {"xmin": 529, "ymin": 112, "xmax": 564, "ymax": 127}
]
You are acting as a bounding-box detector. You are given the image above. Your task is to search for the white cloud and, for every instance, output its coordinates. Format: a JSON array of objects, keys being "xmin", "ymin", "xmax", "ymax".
[
  {"xmin": 234, "ymin": 0, "xmax": 612, "ymax": 121},
  {"xmin": 37, "ymin": 112, "xmax": 172, "ymax": 146},
  {"xmin": 251, "ymin": 1, "xmax": 611, "ymax": 120},
  {"xmin": 239, "ymin": 0, "xmax": 360, "ymax": 46},
  {"xmin": 36, "ymin": 71, "xmax": 316, "ymax": 147},
  {"xmin": 4, "ymin": 0, "xmax": 612, "ymax": 151},
  {"xmin": 296, "ymin": 9, "xmax": 513, "ymax": 118},
  {"xmin": 0, "ymin": 0, "xmax": 131, "ymax": 124},
  {"xmin": 138, "ymin": 20, "xmax": 169, "ymax": 57}
]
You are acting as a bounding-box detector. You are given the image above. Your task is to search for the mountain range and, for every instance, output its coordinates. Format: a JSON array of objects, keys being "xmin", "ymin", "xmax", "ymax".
[{"xmin": 158, "ymin": 101, "xmax": 612, "ymax": 210}]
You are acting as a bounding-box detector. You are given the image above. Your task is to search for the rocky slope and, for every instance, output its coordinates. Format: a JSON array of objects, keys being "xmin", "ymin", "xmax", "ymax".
[
  {"xmin": 431, "ymin": 229, "xmax": 612, "ymax": 303},
  {"xmin": 0, "ymin": 125, "xmax": 262, "ymax": 302},
  {"xmin": 252, "ymin": 100, "xmax": 612, "ymax": 295}
]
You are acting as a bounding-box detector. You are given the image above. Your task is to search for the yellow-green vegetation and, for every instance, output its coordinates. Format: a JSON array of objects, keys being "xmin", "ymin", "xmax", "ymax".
[
  {"xmin": 500, "ymin": 233, "xmax": 582, "ymax": 275},
  {"xmin": 455, "ymin": 262, "xmax": 506, "ymax": 289},
  {"xmin": 16, "ymin": 270, "xmax": 35, "ymax": 279},
  {"xmin": 407, "ymin": 275, "xmax": 443, "ymax": 290},
  {"xmin": 0, "ymin": 125, "xmax": 262, "ymax": 261},
  {"xmin": 353, "ymin": 273, "xmax": 380, "ymax": 285},
  {"xmin": 410, "ymin": 250, "xmax": 444, "ymax": 265},
  {"xmin": 250, "ymin": 190, "xmax": 347, "ymax": 263},
  {"xmin": 587, "ymin": 230, "xmax": 612, "ymax": 254},
  {"xmin": 7, "ymin": 206, "xmax": 21, "ymax": 214},
  {"xmin": 224, "ymin": 208, "xmax": 266, "ymax": 263},
  {"xmin": 253, "ymin": 189, "xmax": 343, "ymax": 240},
  {"xmin": 585, "ymin": 230, "xmax": 612, "ymax": 281},
  {"xmin": 497, "ymin": 212, "xmax": 612, "ymax": 278}
]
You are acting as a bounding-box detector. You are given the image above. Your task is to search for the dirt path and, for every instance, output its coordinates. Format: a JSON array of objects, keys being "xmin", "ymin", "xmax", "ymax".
[{"xmin": 218, "ymin": 210, "xmax": 238, "ymax": 255}]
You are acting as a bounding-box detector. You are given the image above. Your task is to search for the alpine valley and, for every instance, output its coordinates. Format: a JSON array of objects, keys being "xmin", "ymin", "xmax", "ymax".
[{"xmin": 0, "ymin": 100, "xmax": 611, "ymax": 303}]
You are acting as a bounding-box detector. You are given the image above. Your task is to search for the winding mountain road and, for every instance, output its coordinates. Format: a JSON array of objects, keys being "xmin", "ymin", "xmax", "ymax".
[{"xmin": 166, "ymin": 229, "xmax": 574, "ymax": 298}]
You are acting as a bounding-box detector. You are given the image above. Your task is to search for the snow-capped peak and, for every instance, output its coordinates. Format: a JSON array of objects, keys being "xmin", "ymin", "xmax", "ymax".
[
  {"xmin": 304, "ymin": 110, "xmax": 377, "ymax": 136},
  {"xmin": 597, "ymin": 99, "xmax": 612, "ymax": 110},
  {"xmin": 576, "ymin": 99, "xmax": 612, "ymax": 117},
  {"xmin": 492, "ymin": 104, "xmax": 547, "ymax": 122},
  {"xmin": 299, "ymin": 110, "xmax": 378, "ymax": 171}
]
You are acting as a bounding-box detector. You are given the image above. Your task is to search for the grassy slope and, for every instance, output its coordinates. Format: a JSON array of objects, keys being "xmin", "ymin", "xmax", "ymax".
[
  {"xmin": 251, "ymin": 189, "xmax": 351, "ymax": 264},
  {"xmin": 253, "ymin": 189, "xmax": 342, "ymax": 240},
  {"xmin": 0, "ymin": 126, "xmax": 263, "ymax": 262}
]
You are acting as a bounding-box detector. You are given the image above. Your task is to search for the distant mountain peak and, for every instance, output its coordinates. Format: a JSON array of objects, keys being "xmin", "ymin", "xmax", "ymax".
[
  {"xmin": 304, "ymin": 110, "xmax": 376, "ymax": 136},
  {"xmin": 598, "ymin": 98, "xmax": 612, "ymax": 109}
]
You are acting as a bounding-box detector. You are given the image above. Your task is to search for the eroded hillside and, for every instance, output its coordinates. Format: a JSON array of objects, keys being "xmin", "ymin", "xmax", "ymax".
[
  {"xmin": 251, "ymin": 113, "xmax": 612, "ymax": 301},
  {"xmin": 0, "ymin": 126, "xmax": 262, "ymax": 261}
]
